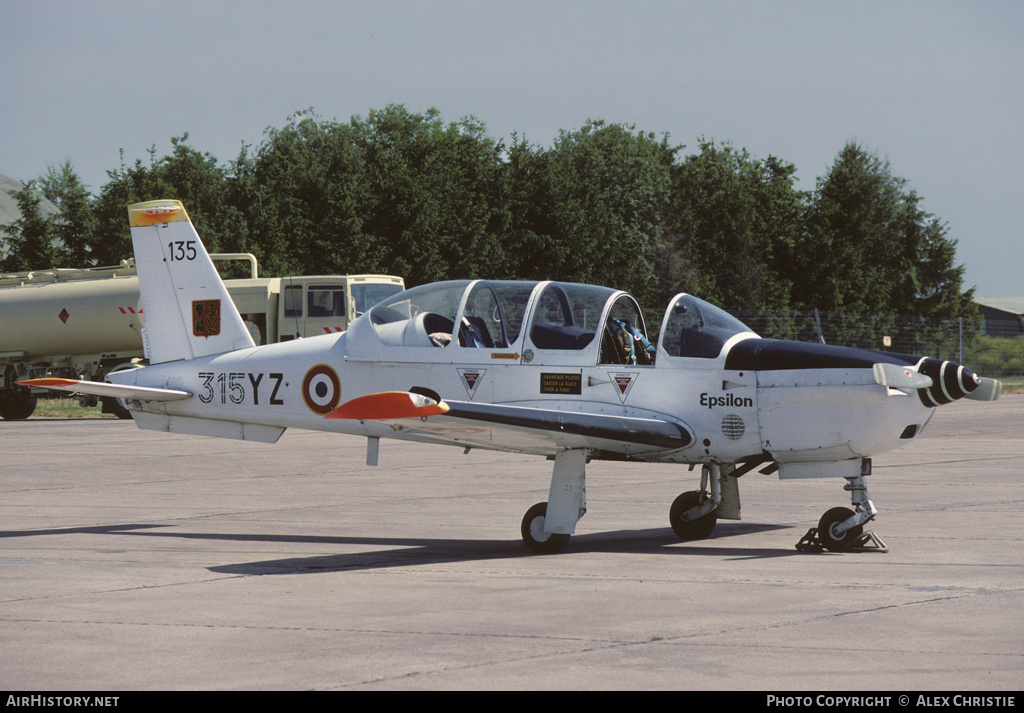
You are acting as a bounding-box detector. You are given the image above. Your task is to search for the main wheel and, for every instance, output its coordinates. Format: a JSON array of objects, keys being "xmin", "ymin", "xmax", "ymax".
[
  {"xmin": 817, "ymin": 507, "xmax": 863, "ymax": 552},
  {"xmin": 521, "ymin": 502, "xmax": 570, "ymax": 555},
  {"xmin": 669, "ymin": 490, "xmax": 717, "ymax": 540}
]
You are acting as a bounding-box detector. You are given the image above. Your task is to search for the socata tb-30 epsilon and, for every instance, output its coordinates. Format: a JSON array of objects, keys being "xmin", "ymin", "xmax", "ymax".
[{"xmin": 23, "ymin": 200, "xmax": 1003, "ymax": 554}]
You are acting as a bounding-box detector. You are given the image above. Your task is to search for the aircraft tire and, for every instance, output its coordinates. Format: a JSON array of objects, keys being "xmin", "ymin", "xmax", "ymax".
[
  {"xmin": 817, "ymin": 507, "xmax": 863, "ymax": 552},
  {"xmin": 669, "ymin": 490, "xmax": 717, "ymax": 540},
  {"xmin": 521, "ymin": 502, "xmax": 570, "ymax": 555}
]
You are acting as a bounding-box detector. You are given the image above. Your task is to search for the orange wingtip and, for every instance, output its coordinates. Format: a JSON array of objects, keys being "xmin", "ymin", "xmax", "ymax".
[
  {"xmin": 17, "ymin": 378, "xmax": 80, "ymax": 388},
  {"xmin": 325, "ymin": 391, "xmax": 449, "ymax": 420}
]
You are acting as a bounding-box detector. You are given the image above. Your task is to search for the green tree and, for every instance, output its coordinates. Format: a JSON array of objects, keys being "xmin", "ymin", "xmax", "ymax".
[
  {"xmin": 357, "ymin": 106, "xmax": 507, "ymax": 284},
  {"xmin": 495, "ymin": 133, "xmax": 555, "ymax": 280},
  {"xmin": 92, "ymin": 136, "xmax": 244, "ymax": 268},
  {"xmin": 232, "ymin": 109, "xmax": 369, "ymax": 277},
  {"xmin": 239, "ymin": 105, "xmax": 508, "ymax": 284},
  {"xmin": 38, "ymin": 161, "xmax": 97, "ymax": 267},
  {"xmin": 529, "ymin": 120, "xmax": 676, "ymax": 300},
  {"xmin": 1, "ymin": 181, "xmax": 64, "ymax": 272},
  {"xmin": 660, "ymin": 139, "xmax": 803, "ymax": 310},
  {"xmin": 92, "ymin": 147, "xmax": 175, "ymax": 265},
  {"xmin": 794, "ymin": 142, "xmax": 973, "ymax": 318}
]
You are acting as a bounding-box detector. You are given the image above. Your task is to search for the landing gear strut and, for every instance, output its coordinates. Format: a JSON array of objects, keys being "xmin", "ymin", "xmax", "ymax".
[{"xmin": 520, "ymin": 449, "xmax": 587, "ymax": 554}]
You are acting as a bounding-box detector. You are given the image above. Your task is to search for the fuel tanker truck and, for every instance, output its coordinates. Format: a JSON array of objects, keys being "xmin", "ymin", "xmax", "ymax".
[{"xmin": 0, "ymin": 255, "xmax": 404, "ymax": 419}]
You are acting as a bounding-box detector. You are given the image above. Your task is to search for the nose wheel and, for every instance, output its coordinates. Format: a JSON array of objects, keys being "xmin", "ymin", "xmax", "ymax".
[{"xmin": 816, "ymin": 507, "xmax": 863, "ymax": 551}]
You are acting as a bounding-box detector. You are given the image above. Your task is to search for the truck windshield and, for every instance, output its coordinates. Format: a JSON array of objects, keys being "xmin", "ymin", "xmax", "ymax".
[{"xmin": 352, "ymin": 283, "xmax": 405, "ymax": 316}]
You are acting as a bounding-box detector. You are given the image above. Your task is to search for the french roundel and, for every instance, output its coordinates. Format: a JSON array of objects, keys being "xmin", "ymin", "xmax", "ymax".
[{"xmin": 302, "ymin": 364, "xmax": 341, "ymax": 415}]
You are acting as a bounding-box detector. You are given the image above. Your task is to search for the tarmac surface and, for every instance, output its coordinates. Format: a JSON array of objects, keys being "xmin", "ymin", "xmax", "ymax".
[{"xmin": 2, "ymin": 396, "xmax": 1022, "ymax": 691}]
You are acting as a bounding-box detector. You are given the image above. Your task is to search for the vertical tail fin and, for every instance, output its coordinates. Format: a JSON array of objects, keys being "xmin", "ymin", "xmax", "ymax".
[{"xmin": 128, "ymin": 200, "xmax": 254, "ymax": 363}]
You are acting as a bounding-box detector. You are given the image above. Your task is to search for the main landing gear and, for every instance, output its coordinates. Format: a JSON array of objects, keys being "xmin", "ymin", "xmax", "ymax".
[
  {"xmin": 669, "ymin": 490, "xmax": 718, "ymax": 540},
  {"xmin": 519, "ymin": 460, "xmax": 736, "ymax": 554},
  {"xmin": 520, "ymin": 450, "xmax": 588, "ymax": 555}
]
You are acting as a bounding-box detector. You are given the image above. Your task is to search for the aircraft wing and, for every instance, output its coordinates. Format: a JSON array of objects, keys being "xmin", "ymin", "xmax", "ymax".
[
  {"xmin": 327, "ymin": 391, "xmax": 693, "ymax": 455},
  {"xmin": 18, "ymin": 378, "xmax": 192, "ymax": 402}
]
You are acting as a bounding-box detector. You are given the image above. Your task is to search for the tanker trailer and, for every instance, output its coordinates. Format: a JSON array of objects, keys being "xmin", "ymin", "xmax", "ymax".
[{"xmin": 1, "ymin": 261, "xmax": 145, "ymax": 419}]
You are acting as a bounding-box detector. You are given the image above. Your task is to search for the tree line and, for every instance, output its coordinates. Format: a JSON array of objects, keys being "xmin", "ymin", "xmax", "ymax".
[{"xmin": 1, "ymin": 105, "xmax": 975, "ymax": 318}]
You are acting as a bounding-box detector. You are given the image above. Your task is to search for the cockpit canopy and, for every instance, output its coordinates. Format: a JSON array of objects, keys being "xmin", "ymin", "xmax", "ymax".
[
  {"xmin": 360, "ymin": 279, "xmax": 756, "ymax": 363},
  {"xmin": 660, "ymin": 293, "xmax": 758, "ymax": 359}
]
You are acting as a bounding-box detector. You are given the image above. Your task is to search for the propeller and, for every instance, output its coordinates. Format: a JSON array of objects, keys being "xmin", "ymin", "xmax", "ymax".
[{"xmin": 873, "ymin": 360, "xmax": 1002, "ymax": 404}]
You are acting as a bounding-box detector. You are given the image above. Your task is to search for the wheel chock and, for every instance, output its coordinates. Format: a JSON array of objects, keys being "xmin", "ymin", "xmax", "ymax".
[
  {"xmin": 848, "ymin": 531, "xmax": 888, "ymax": 553},
  {"xmin": 795, "ymin": 528, "xmax": 824, "ymax": 552},
  {"xmin": 795, "ymin": 528, "xmax": 889, "ymax": 553}
]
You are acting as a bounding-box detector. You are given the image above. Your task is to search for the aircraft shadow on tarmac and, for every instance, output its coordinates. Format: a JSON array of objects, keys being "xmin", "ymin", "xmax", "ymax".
[{"xmin": 2, "ymin": 521, "xmax": 799, "ymax": 574}]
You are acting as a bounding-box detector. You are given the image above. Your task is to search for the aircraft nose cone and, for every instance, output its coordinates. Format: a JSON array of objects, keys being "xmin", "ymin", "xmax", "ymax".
[{"xmin": 917, "ymin": 358, "xmax": 980, "ymax": 407}]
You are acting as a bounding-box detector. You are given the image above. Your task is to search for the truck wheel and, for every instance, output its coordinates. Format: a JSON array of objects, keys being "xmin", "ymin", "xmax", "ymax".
[
  {"xmin": 0, "ymin": 394, "xmax": 37, "ymax": 420},
  {"xmin": 100, "ymin": 395, "xmax": 133, "ymax": 419},
  {"xmin": 103, "ymin": 363, "xmax": 142, "ymax": 418}
]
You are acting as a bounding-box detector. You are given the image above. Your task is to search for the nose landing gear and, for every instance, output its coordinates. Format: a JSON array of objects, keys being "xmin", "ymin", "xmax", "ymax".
[{"xmin": 797, "ymin": 463, "xmax": 888, "ymax": 553}]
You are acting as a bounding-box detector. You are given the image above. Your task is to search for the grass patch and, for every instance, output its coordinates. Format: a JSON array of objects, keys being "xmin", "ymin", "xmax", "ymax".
[
  {"xmin": 31, "ymin": 396, "xmax": 117, "ymax": 419},
  {"xmin": 999, "ymin": 376, "xmax": 1024, "ymax": 394}
]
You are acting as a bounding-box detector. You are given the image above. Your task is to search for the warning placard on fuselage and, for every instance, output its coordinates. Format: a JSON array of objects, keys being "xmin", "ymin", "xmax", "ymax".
[{"xmin": 540, "ymin": 372, "xmax": 582, "ymax": 395}]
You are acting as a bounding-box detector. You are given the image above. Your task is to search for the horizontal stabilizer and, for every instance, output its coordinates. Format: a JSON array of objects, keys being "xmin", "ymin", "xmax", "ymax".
[
  {"xmin": 18, "ymin": 378, "xmax": 191, "ymax": 402},
  {"xmin": 325, "ymin": 391, "xmax": 450, "ymax": 420},
  {"xmin": 964, "ymin": 376, "xmax": 1002, "ymax": 402},
  {"xmin": 872, "ymin": 362, "xmax": 933, "ymax": 390}
]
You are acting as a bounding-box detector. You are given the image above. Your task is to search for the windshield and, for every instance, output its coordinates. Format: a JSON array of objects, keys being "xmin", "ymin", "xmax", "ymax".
[
  {"xmin": 367, "ymin": 280, "xmax": 540, "ymax": 348},
  {"xmin": 661, "ymin": 295, "xmax": 757, "ymax": 358}
]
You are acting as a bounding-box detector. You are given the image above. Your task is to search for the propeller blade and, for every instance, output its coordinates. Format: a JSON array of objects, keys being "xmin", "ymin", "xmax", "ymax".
[
  {"xmin": 872, "ymin": 363, "xmax": 933, "ymax": 390},
  {"xmin": 963, "ymin": 377, "xmax": 1002, "ymax": 402}
]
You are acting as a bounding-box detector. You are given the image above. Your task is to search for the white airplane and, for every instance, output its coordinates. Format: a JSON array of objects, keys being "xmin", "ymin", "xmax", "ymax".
[{"xmin": 23, "ymin": 200, "xmax": 1003, "ymax": 554}]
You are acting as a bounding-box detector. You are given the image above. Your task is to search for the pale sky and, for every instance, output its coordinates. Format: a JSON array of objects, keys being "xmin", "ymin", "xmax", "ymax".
[{"xmin": 2, "ymin": 0, "xmax": 1021, "ymax": 295}]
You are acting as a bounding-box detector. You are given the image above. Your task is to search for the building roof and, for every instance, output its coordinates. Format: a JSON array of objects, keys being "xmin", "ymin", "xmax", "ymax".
[{"xmin": 975, "ymin": 297, "xmax": 1024, "ymax": 317}]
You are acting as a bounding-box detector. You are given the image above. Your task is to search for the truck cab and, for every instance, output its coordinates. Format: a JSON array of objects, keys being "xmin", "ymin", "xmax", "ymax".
[{"xmin": 228, "ymin": 275, "xmax": 406, "ymax": 345}]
